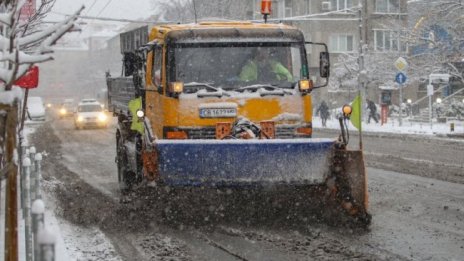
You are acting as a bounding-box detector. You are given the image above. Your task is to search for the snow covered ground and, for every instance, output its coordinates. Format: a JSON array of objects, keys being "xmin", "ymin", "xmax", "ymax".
[
  {"xmin": 312, "ymin": 115, "xmax": 464, "ymax": 136},
  {"xmin": 0, "ymin": 122, "xmax": 117, "ymax": 261},
  {"xmin": 1, "ymin": 115, "xmax": 462, "ymax": 260}
]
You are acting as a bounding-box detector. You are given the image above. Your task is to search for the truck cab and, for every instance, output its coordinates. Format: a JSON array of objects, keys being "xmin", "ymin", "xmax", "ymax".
[{"xmin": 144, "ymin": 22, "xmax": 327, "ymax": 141}]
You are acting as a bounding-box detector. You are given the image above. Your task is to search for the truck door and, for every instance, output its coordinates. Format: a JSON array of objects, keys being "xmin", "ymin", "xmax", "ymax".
[{"xmin": 146, "ymin": 45, "xmax": 165, "ymax": 138}]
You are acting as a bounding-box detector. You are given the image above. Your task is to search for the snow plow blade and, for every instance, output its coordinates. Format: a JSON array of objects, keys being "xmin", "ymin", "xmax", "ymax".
[
  {"xmin": 150, "ymin": 139, "xmax": 370, "ymax": 225},
  {"xmin": 155, "ymin": 139, "xmax": 334, "ymax": 186}
]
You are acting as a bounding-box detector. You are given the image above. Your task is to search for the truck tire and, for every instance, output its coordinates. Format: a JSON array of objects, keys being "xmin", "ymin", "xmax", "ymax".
[{"xmin": 116, "ymin": 132, "xmax": 136, "ymax": 193}]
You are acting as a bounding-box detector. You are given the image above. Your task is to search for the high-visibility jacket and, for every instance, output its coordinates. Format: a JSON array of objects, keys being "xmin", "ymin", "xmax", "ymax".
[
  {"xmin": 128, "ymin": 96, "xmax": 144, "ymax": 134},
  {"xmin": 239, "ymin": 60, "xmax": 293, "ymax": 82}
]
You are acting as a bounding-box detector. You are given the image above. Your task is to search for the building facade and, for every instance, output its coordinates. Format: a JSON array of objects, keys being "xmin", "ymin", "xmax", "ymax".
[{"xmin": 249, "ymin": 0, "xmax": 408, "ymax": 104}]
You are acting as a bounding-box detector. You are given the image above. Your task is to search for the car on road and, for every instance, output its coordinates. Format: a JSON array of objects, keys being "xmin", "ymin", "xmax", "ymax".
[
  {"xmin": 58, "ymin": 99, "xmax": 75, "ymax": 119},
  {"xmin": 26, "ymin": 96, "xmax": 46, "ymax": 121},
  {"xmin": 74, "ymin": 101, "xmax": 108, "ymax": 129}
]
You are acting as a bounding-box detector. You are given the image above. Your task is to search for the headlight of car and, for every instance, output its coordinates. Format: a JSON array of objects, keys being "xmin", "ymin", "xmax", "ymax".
[
  {"xmin": 60, "ymin": 108, "xmax": 67, "ymax": 115},
  {"xmin": 98, "ymin": 113, "xmax": 107, "ymax": 122},
  {"xmin": 77, "ymin": 116, "xmax": 84, "ymax": 122}
]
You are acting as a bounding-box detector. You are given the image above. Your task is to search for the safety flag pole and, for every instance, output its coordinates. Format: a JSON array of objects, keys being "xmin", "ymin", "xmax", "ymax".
[
  {"xmin": 358, "ymin": 91, "xmax": 363, "ymax": 150},
  {"xmin": 350, "ymin": 94, "xmax": 363, "ymax": 150}
]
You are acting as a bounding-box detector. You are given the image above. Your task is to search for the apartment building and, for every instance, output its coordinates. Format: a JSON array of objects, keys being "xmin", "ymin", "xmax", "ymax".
[{"xmin": 250, "ymin": 0, "xmax": 408, "ymax": 102}]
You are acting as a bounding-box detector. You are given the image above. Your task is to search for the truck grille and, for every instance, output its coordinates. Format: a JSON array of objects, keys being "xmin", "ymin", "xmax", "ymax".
[{"xmin": 166, "ymin": 125, "xmax": 310, "ymax": 139}]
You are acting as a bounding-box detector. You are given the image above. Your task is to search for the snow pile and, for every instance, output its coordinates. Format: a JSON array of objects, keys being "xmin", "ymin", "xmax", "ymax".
[{"xmin": 313, "ymin": 115, "xmax": 464, "ymax": 136}]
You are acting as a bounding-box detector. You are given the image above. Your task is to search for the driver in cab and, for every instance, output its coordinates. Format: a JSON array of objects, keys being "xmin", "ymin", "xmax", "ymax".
[{"xmin": 239, "ymin": 47, "xmax": 293, "ymax": 82}]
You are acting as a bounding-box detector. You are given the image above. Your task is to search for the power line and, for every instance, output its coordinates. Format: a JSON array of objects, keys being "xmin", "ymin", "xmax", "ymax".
[
  {"xmin": 51, "ymin": 12, "xmax": 160, "ymax": 24},
  {"xmin": 53, "ymin": 6, "xmax": 362, "ymax": 25},
  {"xmin": 85, "ymin": 0, "xmax": 98, "ymax": 15},
  {"xmin": 96, "ymin": 0, "xmax": 113, "ymax": 18}
]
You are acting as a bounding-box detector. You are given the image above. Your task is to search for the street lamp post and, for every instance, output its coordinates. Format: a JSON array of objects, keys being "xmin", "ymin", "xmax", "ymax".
[
  {"xmin": 428, "ymin": 73, "xmax": 450, "ymax": 129},
  {"xmin": 407, "ymin": 98, "xmax": 412, "ymax": 116}
]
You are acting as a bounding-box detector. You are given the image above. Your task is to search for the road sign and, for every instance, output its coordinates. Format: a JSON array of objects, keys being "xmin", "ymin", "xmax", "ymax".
[
  {"xmin": 394, "ymin": 57, "xmax": 408, "ymax": 71},
  {"xmin": 395, "ymin": 72, "xmax": 407, "ymax": 84},
  {"xmin": 14, "ymin": 66, "xmax": 39, "ymax": 89}
]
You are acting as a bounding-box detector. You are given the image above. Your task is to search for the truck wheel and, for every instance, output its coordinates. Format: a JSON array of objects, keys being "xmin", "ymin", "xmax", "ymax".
[{"xmin": 116, "ymin": 134, "xmax": 136, "ymax": 194}]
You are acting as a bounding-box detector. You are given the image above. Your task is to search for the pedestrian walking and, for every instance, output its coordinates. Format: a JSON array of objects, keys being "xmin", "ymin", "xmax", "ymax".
[
  {"xmin": 316, "ymin": 100, "xmax": 330, "ymax": 127},
  {"xmin": 367, "ymin": 99, "xmax": 379, "ymax": 124}
]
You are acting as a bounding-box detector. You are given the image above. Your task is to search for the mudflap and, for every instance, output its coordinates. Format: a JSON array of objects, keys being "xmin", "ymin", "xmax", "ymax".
[{"xmin": 327, "ymin": 149, "xmax": 371, "ymax": 226}]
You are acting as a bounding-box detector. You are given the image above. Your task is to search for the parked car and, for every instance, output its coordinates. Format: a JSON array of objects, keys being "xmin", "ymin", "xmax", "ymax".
[
  {"xmin": 74, "ymin": 101, "xmax": 108, "ymax": 129},
  {"xmin": 58, "ymin": 98, "xmax": 75, "ymax": 119},
  {"xmin": 26, "ymin": 96, "xmax": 46, "ymax": 121}
]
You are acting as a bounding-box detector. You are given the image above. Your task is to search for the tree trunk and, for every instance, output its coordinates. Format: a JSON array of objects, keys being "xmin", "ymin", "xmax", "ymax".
[{"xmin": 2, "ymin": 102, "xmax": 19, "ymax": 261}]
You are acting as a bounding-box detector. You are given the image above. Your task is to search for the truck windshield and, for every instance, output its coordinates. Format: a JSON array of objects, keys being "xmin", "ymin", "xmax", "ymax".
[{"xmin": 170, "ymin": 43, "xmax": 306, "ymax": 90}]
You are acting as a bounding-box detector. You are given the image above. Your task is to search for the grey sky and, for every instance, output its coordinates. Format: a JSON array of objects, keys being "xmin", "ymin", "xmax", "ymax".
[{"xmin": 48, "ymin": 0, "xmax": 155, "ymax": 22}]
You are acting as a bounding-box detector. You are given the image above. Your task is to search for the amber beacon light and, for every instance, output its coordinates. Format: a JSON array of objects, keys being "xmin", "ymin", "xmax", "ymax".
[{"xmin": 261, "ymin": 0, "xmax": 272, "ymax": 23}]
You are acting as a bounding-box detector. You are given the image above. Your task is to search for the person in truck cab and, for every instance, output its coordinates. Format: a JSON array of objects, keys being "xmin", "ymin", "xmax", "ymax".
[{"xmin": 239, "ymin": 47, "xmax": 293, "ymax": 82}]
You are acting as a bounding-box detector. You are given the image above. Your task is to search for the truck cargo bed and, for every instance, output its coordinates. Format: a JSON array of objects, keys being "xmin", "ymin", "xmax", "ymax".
[{"xmin": 106, "ymin": 77, "xmax": 135, "ymax": 115}]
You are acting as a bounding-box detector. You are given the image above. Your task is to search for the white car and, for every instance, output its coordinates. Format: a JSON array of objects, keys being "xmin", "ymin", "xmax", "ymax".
[
  {"xmin": 74, "ymin": 101, "xmax": 108, "ymax": 129},
  {"xmin": 27, "ymin": 96, "xmax": 46, "ymax": 121},
  {"xmin": 58, "ymin": 99, "xmax": 75, "ymax": 119}
]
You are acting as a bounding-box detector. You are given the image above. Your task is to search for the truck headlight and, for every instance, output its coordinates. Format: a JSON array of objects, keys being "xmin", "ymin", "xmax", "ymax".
[
  {"xmin": 60, "ymin": 108, "xmax": 67, "ymax": 115},
  {"xmin": 77, "ymin": 116, "xmax": 84, "ymax": 122}
]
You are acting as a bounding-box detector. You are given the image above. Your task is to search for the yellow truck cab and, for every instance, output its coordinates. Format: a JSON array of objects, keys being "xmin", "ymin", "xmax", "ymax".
[{"xmin": 144, "ymin": 22, "xmax": 319, "ymax": 140}]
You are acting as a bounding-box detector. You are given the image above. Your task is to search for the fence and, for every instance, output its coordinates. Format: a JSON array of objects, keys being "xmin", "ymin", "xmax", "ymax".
[
  {"xmin": 21, "ymin": 144, "xmax": 56, "ymax": 261},
  {"xmin": 0, "ymin": 101, "xmax": 56, "ymax": 261}
]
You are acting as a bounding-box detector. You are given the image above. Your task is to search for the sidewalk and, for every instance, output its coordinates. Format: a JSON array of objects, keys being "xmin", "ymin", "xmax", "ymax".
[{"xmin": 313, "ymin": 116, "xmax": 464, "ymax": 137}]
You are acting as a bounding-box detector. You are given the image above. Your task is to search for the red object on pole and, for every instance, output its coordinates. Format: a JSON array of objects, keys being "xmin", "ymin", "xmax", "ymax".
[
  {"xmin": 261, "ymin": 0, "xmax": 272, "ymax": 15},
  {"xmin": 19, "ymin": 0, "xmax": 36, "ymax": 22},
  {"xmin": 15, "ymin": 66, "xmax": 39, "ymax": 89},
  {"xmin": 381, "ymin": 104, "xmax": 389, "ymax": 125}
]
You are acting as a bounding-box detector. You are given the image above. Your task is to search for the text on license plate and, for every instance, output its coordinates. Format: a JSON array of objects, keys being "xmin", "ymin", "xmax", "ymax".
[{"xmin": 199, "ymin": 108, "xmax": 237, "ymax": 118}]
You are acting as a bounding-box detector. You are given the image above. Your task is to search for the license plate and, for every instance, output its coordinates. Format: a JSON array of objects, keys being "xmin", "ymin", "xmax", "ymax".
[{"xmin": 199, "ymin": 108, "xmax": 237, "ymax": 118}]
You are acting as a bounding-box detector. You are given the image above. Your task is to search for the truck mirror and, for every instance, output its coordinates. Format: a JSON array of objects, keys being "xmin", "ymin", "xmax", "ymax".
[{"xmin": 319, "ymin": 52, "xmax": 330, "ymax": 78}]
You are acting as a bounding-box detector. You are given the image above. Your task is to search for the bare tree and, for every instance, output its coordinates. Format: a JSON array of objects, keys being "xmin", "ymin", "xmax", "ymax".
[
  {"xmin": 407, "ymin": 0, "xmax": 464, "ymax": 82},
  {"xmin": 0, "ymin": 0, "xmax": 83, "ymax": 90}
]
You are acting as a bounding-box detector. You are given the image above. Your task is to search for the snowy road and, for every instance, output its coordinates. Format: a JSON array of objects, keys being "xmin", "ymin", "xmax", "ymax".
[{"xmin": 28, "ymin": 117, "xmax": 464, "ymax": 260}]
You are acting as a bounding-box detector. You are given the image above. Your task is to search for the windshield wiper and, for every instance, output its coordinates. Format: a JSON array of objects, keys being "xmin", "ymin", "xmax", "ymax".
[
  {"xmin": 184, "ymin": 82, "xmax": 231, "ymax": 97},
  {"xmin": 236, "ymin": 84, "xmax": 293, "ymax": 95}
]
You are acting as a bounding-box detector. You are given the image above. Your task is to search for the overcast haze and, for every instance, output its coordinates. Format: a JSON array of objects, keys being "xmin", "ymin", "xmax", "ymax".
[{"xmin": 47, "ymin": 0, "xmax": 155, "ymax": 21}]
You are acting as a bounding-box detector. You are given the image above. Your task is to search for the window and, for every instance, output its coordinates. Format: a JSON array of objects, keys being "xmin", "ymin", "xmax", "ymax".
[
  {"xmin": 152, "ymin": 46, "xmax": 163, "ymax": 90},
  {"xmin": 285, "ymin": 0, "xmax": 292, "ymax": 17},
  {"xmin": 170, "ymin": 43, "xmax": 304, "ymax": 88},
  {"xmin": 375, "ymin": 0, "xmax": 400, "ymax": 13},
  {"xmin": 305, "ymin": 34, "xmax": 312, "ymax": 54},
  {"xmin": 373, "ymin": 29, "xmax": 407, "ymax": 52},
  {"xmin": 329, "ymin": 34, "xmax": 354, "ymax": 53},
  {"xmin": 330, "ymin": 0, "xmax": 353, "ymax": 11}
]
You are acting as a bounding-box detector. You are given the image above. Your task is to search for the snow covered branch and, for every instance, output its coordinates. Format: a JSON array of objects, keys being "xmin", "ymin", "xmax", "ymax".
[{"xmin": 0, "ymin": 1, "xmax": 84, "ymax": 91}]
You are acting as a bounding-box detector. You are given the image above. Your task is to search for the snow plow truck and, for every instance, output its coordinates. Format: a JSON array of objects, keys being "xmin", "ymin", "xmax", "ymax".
[{"xmin": 106, "ymin": 21, "xmax": 371, "ymax": 225}]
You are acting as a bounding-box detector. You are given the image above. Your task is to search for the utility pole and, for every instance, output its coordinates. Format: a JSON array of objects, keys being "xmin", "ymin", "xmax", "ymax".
[{"xmin": 398, "ymin": 4, "xmax": 403, "ymax": 127}]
